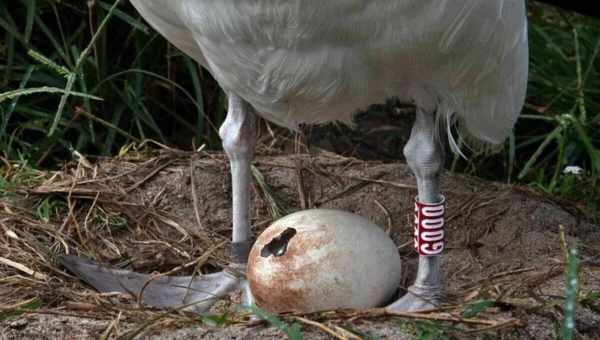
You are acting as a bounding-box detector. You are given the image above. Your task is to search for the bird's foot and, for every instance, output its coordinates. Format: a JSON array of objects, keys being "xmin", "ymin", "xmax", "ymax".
[
  {"xmin": 386, "ymin": 284, "xmax": 442, "ymax": 312},
  {"xmin": 59, "ymin": 255, "xmax": 253, "ymax": 314}
]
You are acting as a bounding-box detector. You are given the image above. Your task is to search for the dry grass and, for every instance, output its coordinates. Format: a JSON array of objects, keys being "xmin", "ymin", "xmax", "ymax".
[{"xmin": 1, "ymin": 146, "xmax": 599, "ymax": 339}]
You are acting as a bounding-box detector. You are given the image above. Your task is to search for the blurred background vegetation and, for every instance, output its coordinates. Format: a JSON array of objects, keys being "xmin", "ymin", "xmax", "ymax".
[{"xmin": 1, "ymin": 0, "xmax": 599, "ymax": 221}]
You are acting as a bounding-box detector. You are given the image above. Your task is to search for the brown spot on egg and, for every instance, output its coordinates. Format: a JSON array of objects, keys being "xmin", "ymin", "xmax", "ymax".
[
  {"xmin": 248, "ymin": 222, "xmax": 336, "ymax": 313},
  {"xmin": 247, "ymin": 209, "xmax": 401, "ymax": 313}
]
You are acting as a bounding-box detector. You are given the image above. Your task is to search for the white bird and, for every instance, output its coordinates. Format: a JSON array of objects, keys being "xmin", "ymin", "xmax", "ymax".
[{"xmin": 61, "ymin": 0, "xmax": 528, "ymax": 313}]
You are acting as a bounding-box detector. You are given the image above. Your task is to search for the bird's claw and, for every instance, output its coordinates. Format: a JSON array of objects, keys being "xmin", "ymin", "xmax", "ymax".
[{"xmin": 386, "ymin": 284, "xmax": 442, "ymax": 312}]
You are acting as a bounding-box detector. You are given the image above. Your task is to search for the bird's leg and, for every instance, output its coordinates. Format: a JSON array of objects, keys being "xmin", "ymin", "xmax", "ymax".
[
  {"xmin": 59, "ymin": 94, "xmax": 257, "ymax": 314},
  {"xmin": 387, "ymin": 108, "xmax": 444, "ymax": 311},
  {"xmin": 219, "ymin": 94, "xmax": 258, "ymax": 307}
]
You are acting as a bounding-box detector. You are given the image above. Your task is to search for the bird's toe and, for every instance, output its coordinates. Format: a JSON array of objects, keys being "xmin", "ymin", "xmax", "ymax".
[{"xmin": 386, "ymin": 285, "xmax": 442, "ymax": 312}]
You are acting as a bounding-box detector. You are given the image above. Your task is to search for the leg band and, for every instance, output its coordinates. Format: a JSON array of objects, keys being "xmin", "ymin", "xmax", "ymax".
[{"xmin": 414, "ymin": 196, "xmax": 445, "ymax": 256}]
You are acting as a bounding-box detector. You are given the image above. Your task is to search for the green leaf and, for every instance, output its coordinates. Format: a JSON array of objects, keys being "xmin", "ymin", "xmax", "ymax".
[
  {"xmin": 518, "ymin": 126, "xmax": 563, "ymax": 180},
  {"xmin": 184, "ymin": 56, "xmax": 206, "ymax": 141},
  {"xmin": 0, "ymin": 297, "xmax": 43, "ymax": 321},
  {"xmin": 98, "ymin": 0, "xmax": 150, "ymax": 34},
  {"xmin": 462, "ymin": 299, "xmax": 494, "ymax": 318},
  {"xmin": 415, "ymin": 321, "xmax": 448, "ymax": 340},
  {"xmin": 240, "ymin": 305, "xmax": 303, "ymax": 340},
  {"xmin": 21, "ymin": 0, "xmax": 36, "ymax": 42},
  {"xmin": 200, "ymin": 312, "xmax": 230, "ymax": 327},
  {"xmin": 0, "ymin": 87, "xmax": 103, "ymax": 104},
  {"xmin": 49, "ymin": 0, "xmax": 123, "ymax": 137},
  {"xmin": 28, "ymin": 49, "xmax": 71, "ymax": 79},
  {"xmin": 33, "ymin": 13, "xmax": 71, "ymax": 66}
]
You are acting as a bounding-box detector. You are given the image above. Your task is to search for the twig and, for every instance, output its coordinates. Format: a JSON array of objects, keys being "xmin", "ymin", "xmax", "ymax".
[
  {"xmin": 337, "ymin": 308, "xmax": 511, "ymax": 326},
  {"xmin": 125, "ymin": 160, "xmax": 173, "ymax": 192},
  {"xmin": 331, "ymin": 324, "xmax": 364, "ymax": 340},
  {"xmin": 99, "ymin": 311, "xmax": 122, "ymax": 340},
  {"xmin": 397, "ymin": 240, "xmax": 414, "ymax": 250},
  {"xmin": 293, "ymin": 316, "xmax": 358, "ymax": 340},
  {"xmin": 0, "ymin": 297, "xmax": 40, "ymax": 310},
  {"xmin": 295, "ymin": 161, "xmax": 310, "ymax": 210},
  {"xmin": 75, "ymin": 107, "xmax": 141, "ymax": 143},
  {"xmin": 476, "ymin": 267, "xmax": 536, "ymax": 285},
  {"xmin": 190, "ymin": 157, "xmax": 205, "ymax": 230},
  {"xmin": 0, "ymin": 257, "xmax": 47, "ymax": 280},
  {"xmin": 83, "ymin": 192, "xmax": 100, "ymax": 239},
  {"xmin": 251, "ymin": 164, "xmax": 286, "ymax": 219},
  {"xmin": 74, "ymin": 157, "xmax": 158, "ymax": 185},
  {"xmin": 334, "ymin": 174, "xmax": 417, "ymax": 190},
  {"xmin": 374, "ymin": 199, "xmax": 392, "ymax": 234},
  {"xmin": 317, "ymin": 173, "xmax": 386, "ymax": 206},
  {"xmin": 6, "ymin": 308, "xmax": 113, "ymax": 320},
  {"xmin": 65, "ymin": 180, "xmax": 97, "ymax": 255},
  {"xmin": 465, "ymin": 319, "xmax": 523, "ymax": 334}
]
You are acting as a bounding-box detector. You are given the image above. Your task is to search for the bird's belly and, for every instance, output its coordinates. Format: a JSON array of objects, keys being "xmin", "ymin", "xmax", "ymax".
[
  {"xmin": 183, "ymin": 0, "xmax": 447, "ymax": 128},
  {"xmin": 181, "ymin": 0, "xmax": 526, "ymax": 134},
  {"xmin": 204, "ymin": 43, "xmax": 399, "ymax": 128}
]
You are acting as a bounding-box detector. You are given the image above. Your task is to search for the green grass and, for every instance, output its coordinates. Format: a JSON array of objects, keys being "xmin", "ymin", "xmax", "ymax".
[
  {"xmin": 0, "ymin": 0, "xmax": 223, "ymax": 166},
  {"xmin": 0, "ymin": 297, "xmax": 43, "ymax": 321},
  {"xmin": 520, "ymin": 7, "xmax": 600, "ymax": 198},
  {"xmin": 1, "ymin": 2, "xmax": 599, "ymax": 219},
  {"xmin": 454, "ymin": 5, "xmax": 600, "ymax": 221},
  {"xmin": 561, "ymin": 246, "xmax": 579, "ymax": 340},
  {"xmin": 240, "ymin": 305, "xmax": 303, "ymax": 340}
]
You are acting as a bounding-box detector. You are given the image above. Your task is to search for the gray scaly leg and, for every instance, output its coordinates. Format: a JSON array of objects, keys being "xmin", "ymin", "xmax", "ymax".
[
  {"xmin": 60, "ymin": 93, "xmax": 257, "ymax": 313},
  {"xmin": 387, "ymin": 108, "xmax": 444, "ymax": 311},
  {"xmin": 219, "ymin": 93, "xmax": 258, "ymax": 307}
]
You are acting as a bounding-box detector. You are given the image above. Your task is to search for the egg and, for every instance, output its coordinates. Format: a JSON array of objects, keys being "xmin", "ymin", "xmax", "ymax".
[{"xmin": 247, "ymin": 209, "xmax": 402, "ymax": 313}]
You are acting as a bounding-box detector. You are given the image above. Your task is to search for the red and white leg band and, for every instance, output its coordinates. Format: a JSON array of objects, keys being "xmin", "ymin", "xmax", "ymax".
[{"xmin": 414, "ymin": 196, "xmax": 445, "ymax": 256}]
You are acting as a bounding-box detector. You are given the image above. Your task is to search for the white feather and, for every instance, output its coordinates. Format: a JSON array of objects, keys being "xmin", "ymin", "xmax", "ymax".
[{"xmin": 130, "ymin": 0, "xmax": 528, "ymax": 145}]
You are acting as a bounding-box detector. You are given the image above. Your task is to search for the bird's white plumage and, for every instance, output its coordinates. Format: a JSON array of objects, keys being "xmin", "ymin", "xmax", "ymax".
[{"xmin": 130, "ymin": 0, "xmax": 528, "ymax": 144}]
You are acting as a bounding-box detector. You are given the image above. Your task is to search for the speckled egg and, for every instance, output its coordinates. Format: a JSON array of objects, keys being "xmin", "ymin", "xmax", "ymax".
[{"xmin": 247, "ymin": 209, "xmax": 402, "ymax": 313}]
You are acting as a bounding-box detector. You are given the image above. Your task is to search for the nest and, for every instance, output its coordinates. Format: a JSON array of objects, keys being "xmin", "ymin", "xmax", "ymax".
[{"xmin": 1, "ymin": 147, "xmax": 599, "ymax": 339}]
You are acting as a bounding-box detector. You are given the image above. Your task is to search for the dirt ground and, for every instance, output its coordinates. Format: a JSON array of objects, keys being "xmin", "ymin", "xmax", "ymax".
[{"xmin": 1, "ymin": 148, "xmax": 599, "ymax": 339}]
